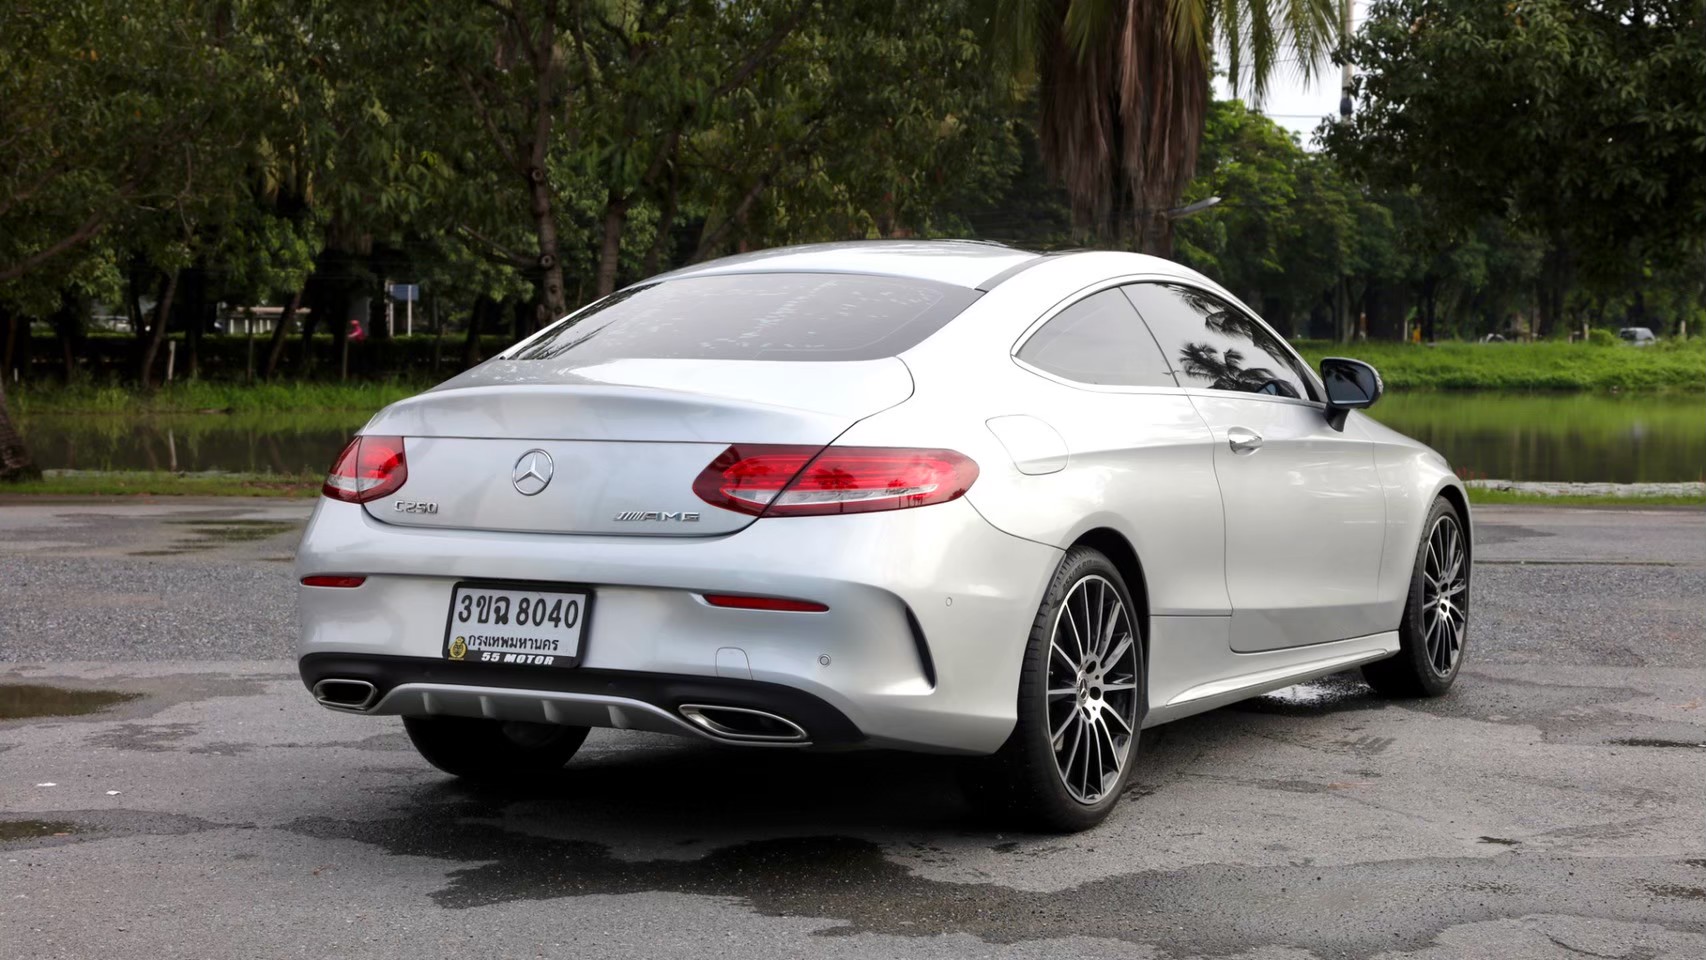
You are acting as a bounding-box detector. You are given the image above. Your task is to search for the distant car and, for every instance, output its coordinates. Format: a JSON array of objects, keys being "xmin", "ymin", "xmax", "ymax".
[
  {"xmin": 296, "ymin": 241, "xmax": 1472, "ymax": 831},
  {"xmin": 1618, "ymin": 326, "xmax": 1657, "ymax": 346}
]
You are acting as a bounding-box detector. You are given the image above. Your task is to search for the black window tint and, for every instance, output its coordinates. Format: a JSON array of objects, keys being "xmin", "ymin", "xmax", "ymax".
[
  {"xmin": 510, "ymin": 273, "xmax": 980, "ymax": 363},
  {"xmin": 1123, "ymin": 283, "xmax": 1314, "ymax": 400},
  {"xmin": 1016, "ymin": 289, "xmax": 1177, "ymax": 387}
]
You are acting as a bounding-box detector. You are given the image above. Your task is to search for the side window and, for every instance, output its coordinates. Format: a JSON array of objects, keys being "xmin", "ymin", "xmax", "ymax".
[
  {"xmin": 1123, "ymin": 283, "xmax": 1315, "ymax": 400},
  {"xmin": 1016, "ymin": 289, "xmax": 1178, "ymax": 388}
]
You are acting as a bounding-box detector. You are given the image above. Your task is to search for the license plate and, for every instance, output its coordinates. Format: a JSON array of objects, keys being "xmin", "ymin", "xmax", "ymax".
[{"xmin": 442, "ymin": 581, "xmax": 591, "ymax": 669}]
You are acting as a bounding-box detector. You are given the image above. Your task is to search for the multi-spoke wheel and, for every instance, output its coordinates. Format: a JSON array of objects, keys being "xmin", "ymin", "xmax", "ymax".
[
  {"xmin": 1046, "ymin": 574, "xmax": 1141, "ymax": 804},
  {"xmin": 961, "ymin": 546, "xmax": 1146, "ymax": 832},
  {"xmin": 1364, "ymin": 497, "xmax": 1471, "ymax": 697}
]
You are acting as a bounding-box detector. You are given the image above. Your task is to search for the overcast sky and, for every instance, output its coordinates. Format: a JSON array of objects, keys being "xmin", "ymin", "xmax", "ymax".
[{"xmin": 1212, "ymin": 1, "xmax": 1369, "ymax": 147}]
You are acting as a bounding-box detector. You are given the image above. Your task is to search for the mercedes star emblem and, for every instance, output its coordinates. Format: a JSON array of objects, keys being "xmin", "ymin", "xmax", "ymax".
[{"xmin": 511, "ymin": 449, "xmax": 554, "ymax": 496}]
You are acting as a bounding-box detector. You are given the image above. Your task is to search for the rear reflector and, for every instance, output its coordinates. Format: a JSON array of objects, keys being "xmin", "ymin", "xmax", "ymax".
[
  {"xmin": 323, "ymin": 435, "xmax": 408, "ymax": 503},
  {"xmin": 693, "ymin": 445, "xmax": 978, "ymax": 517},
  {"xmin": 301, "ymin": 575, "xmax": 367, "ymax": 588},
  {"xmin": 702, "ymin": 594, "xmax": 829, "ymax": 613}
]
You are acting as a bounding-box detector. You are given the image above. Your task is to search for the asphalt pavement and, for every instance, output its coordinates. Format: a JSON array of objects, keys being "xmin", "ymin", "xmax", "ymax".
[{"xmin": 1, "ymin": 497, "xmax": 1703, "ymax": 960}]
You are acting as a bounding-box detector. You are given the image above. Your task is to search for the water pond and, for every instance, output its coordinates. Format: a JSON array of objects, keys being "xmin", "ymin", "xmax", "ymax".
[{"xmin": 17, "ymin": 391, "xmax": 1704, "ymax": 484}]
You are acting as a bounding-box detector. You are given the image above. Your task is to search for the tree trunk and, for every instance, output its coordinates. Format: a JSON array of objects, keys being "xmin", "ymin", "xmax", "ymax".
[
  {"xmin": 1420, "ymin": 274, "xmax": 1439, "ymax": 343},
  {"xmin": 462, "ymin": 297, "xmax": 486, "ymax": 370},
  {"xmin": 0, "ymin": 374, "xmax": 37, "ymax": 482},
  {"xmin": 529, "ymin": 170, "xmax": 568, "ymax": 319},
  {"xmin": 185, "ymin": 270, "xmax": 204, "ymax": 380},
  {"xmin": 1, "ymin": 306, "xmax": 16, "ymax": 378},
  {"xmin": 53, "ymin": 294, "xmax": 81, "ymax": 382},
  {"xmin": 643, "ymin": 173, "xmax": 680, "ymax": 278},
  {"xmin": 140, "ymin": 269, "xmax": 181, "ymax": 388},
  {"xmin": 1134, "ymin": 210, "xmax": 1173, "ymax": 259},
  {"xmin": 1535, "ymin": 244, "xmax": 1572, "ymax": 339},
  {"xmin": 263, "ymin": 288, "xmax": 302, "ymax": 379},
  {"xmin": 596, "ymin": 193, "xmax": 629, "ymax": 297}
]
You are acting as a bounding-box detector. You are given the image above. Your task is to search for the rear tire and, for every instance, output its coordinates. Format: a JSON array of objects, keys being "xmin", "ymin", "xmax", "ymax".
[
  {"xmin": 1362, "ymin": 496, "xmax": 1470, "ymax": 698},
  {"xmin": 963, "ymin": 547, "xmax": 1145, "ymax": 832},
  {"xmin": 402, "ymin": 716, "xmax": 589, "ymax": 780}
]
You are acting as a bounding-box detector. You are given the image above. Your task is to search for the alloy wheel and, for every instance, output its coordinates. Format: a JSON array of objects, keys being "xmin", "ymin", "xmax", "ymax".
[
  {"xmin": 1046, "ymin": 575, "xmax": 1140, "ymax": 804},
  {"xmin": 1421, "ymin": 514, "xmax": 1468, "ymax": 676}
]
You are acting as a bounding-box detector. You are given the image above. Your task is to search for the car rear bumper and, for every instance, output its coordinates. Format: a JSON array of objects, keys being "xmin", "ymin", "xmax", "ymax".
[
  {"xmin": 298, "ymin": 652, "xmax": 865, "ymax": 746},
  {"xmin": 294, "ymin": 497, "xmax": 1061, "ymax": 754}
]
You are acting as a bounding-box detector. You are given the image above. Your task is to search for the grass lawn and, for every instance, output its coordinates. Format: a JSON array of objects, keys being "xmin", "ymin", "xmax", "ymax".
[
  {"xmin": 1466, "ymin": 488, "xmax": 1704, "ymax": 508},
  {"xmin": 9, "ymin": 379, "xmax": 430, "ymax": 415},
  {"xmin": 1294, "ymin": 338, "xmax": 1704, "ymax": 391},
  {"xmin": 1, "ymin": 471, "xmax": 322, "ymax": 498}
]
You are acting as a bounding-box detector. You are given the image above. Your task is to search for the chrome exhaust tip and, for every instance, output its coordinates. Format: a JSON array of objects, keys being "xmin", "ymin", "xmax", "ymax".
[
  {"xmin": 312, "ymin": 678, "xmax": 379, "ymax": 712},
  {"xmin": 678, "ymin": 704, "xmax": 808, "ymax": 743}
]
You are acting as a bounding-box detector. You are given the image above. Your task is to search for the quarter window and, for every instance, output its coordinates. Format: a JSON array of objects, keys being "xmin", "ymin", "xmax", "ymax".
[
  {"xmin": 1016, "ymin": 289, "xmax": 1177, "ymax": 388},
  {"xmin": 1123, "ymin": 284, "xmax": 1315, "ymax": 400}
]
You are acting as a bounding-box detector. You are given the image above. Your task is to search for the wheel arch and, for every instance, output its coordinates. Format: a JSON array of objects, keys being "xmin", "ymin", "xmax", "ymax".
[
  {"xmin": 1433, "ymin": 481, "xmax": 1473, "ymax": 565},
  {"xmin": 1068, "ymin": 527, "xmax": 1151, "ymax": 670}
]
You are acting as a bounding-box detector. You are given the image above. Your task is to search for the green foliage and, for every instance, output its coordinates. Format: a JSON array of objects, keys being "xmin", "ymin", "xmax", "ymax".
[{"xmin": 1324, "ymin": 0, "xmax": 1706, "ymax": 293}]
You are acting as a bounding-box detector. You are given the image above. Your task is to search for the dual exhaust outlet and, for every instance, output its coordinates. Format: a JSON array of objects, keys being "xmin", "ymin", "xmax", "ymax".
[{"xmin": 311, "ymin": 678, "xmax": 808, "ymax": 743}]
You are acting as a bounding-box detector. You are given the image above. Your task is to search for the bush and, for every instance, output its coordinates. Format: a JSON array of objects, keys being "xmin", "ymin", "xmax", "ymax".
[{"xmin": 1586, "ymin": 328, "xmax": 1619, "ymax": 347}]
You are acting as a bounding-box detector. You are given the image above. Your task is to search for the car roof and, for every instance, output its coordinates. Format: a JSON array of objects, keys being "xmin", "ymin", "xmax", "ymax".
[{"xmin": 651, "ymin": 240, "xmax": 1049, "ymax": 289}]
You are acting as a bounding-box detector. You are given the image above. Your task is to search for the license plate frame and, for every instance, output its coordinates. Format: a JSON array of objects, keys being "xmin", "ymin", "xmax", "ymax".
[{"xmin": 441, "ymin": 578, "xmax": 594, "ymax": 669}]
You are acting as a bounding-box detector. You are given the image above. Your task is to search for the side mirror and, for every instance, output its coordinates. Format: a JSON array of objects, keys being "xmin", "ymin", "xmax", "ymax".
[{"xmin": 1320, "ymin": 357, "xmax": 1383, "ymax": 431}]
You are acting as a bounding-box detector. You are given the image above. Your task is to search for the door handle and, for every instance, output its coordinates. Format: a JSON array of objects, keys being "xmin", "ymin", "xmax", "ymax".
[{"xmin": 1227, "ymin": 427, "xmax": 1263, "ymax": 454}]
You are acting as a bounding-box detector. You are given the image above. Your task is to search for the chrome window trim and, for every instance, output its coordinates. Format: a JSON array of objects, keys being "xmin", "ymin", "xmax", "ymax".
[
  {"xmin": 1116, "ymin": 277, "xmax": 1328, "ymax": 404},
  {"xmin": 1008, "ymin": 274, "xmax": 1186, "ymax": 394}
]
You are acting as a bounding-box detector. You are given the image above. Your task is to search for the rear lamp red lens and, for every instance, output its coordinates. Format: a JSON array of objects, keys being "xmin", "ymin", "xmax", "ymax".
[
  {"xmin": 322, "ymin": 435, "xmax": 407, "ymax": 503},
  {"xmin": 702, "ymin": 594, "xmax": 828, "ymax": 613},
  {"xmin": 300, "ymin": 575, "xmax": 367, "ymax": 588},
  {"xmin": 693, "ymin": 445, "xmax": 977, "ymax": 517}
]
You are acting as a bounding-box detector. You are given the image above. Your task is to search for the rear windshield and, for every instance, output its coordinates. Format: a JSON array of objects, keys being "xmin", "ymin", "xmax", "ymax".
[{"xmin": 508, "ymin": 272, "xmax": 980, "ymax": 363}]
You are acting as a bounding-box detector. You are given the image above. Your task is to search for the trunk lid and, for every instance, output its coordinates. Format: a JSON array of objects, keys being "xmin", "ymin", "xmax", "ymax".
[{"xmin": 359, "ymin": 357, "xmax": 912, "ymax": 536}]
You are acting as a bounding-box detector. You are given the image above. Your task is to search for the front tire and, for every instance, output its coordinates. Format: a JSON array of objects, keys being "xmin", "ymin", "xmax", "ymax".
[
  {"xmin": 402, "ymin": 716, "xmax": 589, "ymax": 781},
  {"xmin": 1362, "ymin": 496, "xmax": 1470, "ymax": 697},
  {"xmin": 964, "ymin": 547, "xmax": 1145, "ymax": 832}
]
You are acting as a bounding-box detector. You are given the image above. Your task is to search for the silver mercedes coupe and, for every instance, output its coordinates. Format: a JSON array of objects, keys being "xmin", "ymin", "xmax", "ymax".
[{"xmin": 297, "ymin": 240, "xmax": 1471, "ymax": 830}]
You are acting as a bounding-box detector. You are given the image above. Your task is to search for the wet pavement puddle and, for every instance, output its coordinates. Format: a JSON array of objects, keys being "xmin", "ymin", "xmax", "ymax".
[
  {"xmin": 126, "ymin": 519, "xmax": 300, "ymax": 556},
  {"xmin": 0, "ymin": 819, "xmax": 83, "ymax": 841},
  {"xmin": 0, "ymin": 684, "xmax": 140, "ymax": 720}
]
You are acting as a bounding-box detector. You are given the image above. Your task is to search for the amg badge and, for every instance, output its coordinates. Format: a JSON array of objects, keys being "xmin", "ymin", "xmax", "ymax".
[{"xmin": 613, "ymin": 510, "xmax": 701, "ymax": 522}]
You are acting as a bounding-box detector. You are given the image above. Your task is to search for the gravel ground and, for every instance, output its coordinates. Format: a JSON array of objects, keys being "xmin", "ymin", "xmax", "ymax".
[{"xmin": 1, "ymin": 497, "xmax": 1703, "ymax": 960}]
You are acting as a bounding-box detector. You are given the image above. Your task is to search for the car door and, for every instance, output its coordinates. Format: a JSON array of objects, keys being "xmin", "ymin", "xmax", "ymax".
[
  {"xmin": 993, "ymin": 285, "xmax": 1231, "ymax": 621},
  {"xmin": 1123, "ymin": 282, "xmax": 1388, "ymax": 651}
]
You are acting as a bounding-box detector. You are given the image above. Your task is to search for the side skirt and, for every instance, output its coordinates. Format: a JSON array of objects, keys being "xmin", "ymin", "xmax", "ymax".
[{"xmin": 1142, "ymin": 618, "xmax": 1399, "ymax": 729}]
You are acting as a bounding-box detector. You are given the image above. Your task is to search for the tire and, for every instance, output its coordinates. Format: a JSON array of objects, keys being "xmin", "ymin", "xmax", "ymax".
[
  {"xmin": 1362, "ymin": 496, "xmax": 1470, "ymax": 698},
  {"xmin": 963, "ymin": 547, "xmax": 1146, "ymax": 832},
  {"xmin": 402, "ymin": 715, "xmax": 589, "ymax": 780}
]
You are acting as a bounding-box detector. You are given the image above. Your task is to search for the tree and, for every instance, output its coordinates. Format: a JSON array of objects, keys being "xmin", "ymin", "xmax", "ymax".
[
  {"xmin": 989, "ymin": 0, "xmax": 1337, "ymax": 256},
  {"xmin": 1323, "ymin": 0, "xmax": 1706, "ymax": 336}
]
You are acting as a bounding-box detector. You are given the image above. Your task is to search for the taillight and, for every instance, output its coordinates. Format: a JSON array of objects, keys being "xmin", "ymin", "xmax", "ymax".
[
  {"xmin": 702, "ymin": 594, "xmax": 828, "ymax": 612},
  {"xmin": 693, "ymin": 444, "xmax": 978, "ymax": 517},
  {"xmin": 322, "ymin": 435, "xmax": 408, "ymax": 503},
  {"xmin": 301, "ymin": 575, "xmax": 367, "ymax": 588}
]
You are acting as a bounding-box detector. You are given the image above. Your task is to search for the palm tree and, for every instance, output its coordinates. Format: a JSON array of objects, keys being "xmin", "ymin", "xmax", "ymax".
[{"xmin": 991, "ymin": 0, "xmax": 1336, "ymax": 256}]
